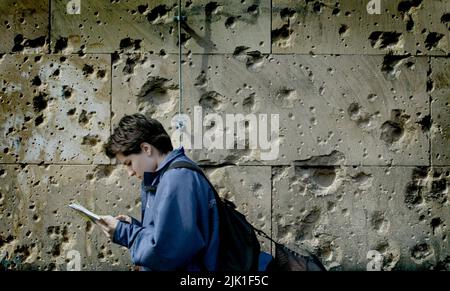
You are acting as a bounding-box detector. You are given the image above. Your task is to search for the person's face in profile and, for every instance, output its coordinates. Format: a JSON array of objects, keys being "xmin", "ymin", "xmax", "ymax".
[{"xmin": 116, "ymin": 143, "xmax": 157, "ymax": 180}]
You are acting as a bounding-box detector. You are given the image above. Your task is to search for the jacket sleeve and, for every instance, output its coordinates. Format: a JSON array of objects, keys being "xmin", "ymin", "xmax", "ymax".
[
  {"xmin": 112, "ymin": 168, "xmax": 207, "ymax": 270},
  {"xmin": 130, "ymin": 216, "xmax": 141, "ymax": 227}
]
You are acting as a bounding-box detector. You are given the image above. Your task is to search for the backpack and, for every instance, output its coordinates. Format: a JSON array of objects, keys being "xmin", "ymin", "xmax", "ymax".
[
  {"xmin": 166, "ymin": 161, "xmax": 260, "ymax": 271},
  {"xmin": 165, "ymin": 160, "xmax": 326, "ymax": 271}
]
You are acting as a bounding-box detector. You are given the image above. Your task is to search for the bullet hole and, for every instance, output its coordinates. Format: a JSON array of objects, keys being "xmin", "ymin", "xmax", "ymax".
[
  {"xmin": 96, "ymin": 69, "xmax": 106, "ymax": 79},
  {"xmin": 67, "ymin": 108, "xmax": 76, "ymax": 116},
  {"xmin": 243, "ymin": 92, "xmax": 256, "ymax": 111},
  {"xmin": 380, "ymin": 121, "xmax": 403, "ymax": 144},
  {"xmin": 338, "ymin": 24, "xmax": 349, "ymax": 37},
  {"xmin": 32, "ymin": 214, "xmax": 40, "ymax": 221},
  {"xmin": 34, "ymin": 114, "xmax": 44, "ymax": 126},
  {"xmin": 12, "ymin": 34, "xmax": 47, "ymax": 52},
  {"xmin": 137, "ymin": 4, "xmax": 148, "ymax": 14},
  {"xmin": 352, "ymin": 172, "xmax": 373, "ymax": 189},
  {"xmin": 367, "ymin": 93, "xmax": 378, "ymax": 102},
  {"xmin": 146, "ymin": 5, "xmax": 170, "ymax": 24},
  {"xmin": 427, "ymin": 179, "xmax": 447, "ymax": 203},
  {"xmin": 0, "ymin": 169, "xmax": 5, "ymax": 177},
  {"xmin": 371, "ymin": 211, "xmax": 389, "ymax": 232},
  {"xmin": 193, "ymin": 72, "xmax": 207, "ymax": 91},
  {"xmin": 225, "ymin": 17, "xmax": 236, "ymax": 29},
  {"xmin": 52, "ymin": 69, "xmax": 60, "ymax": 77},
  {"xmin": 280, "ymin": 8, "xmax": 296, "ymax": 20},
  {"xmin": 31, "ymin": 76, "xmax": 42, "ymax": 86},
  {"xmin": 60, "ymin": 56, "xmax": 67, "ymax": 62},
  {"xmin": 417, "ymin": 115, "xmax": 431, "ymax": 132},
  {"xmin": 199, "ymin": 91, "xmax": 224, "ymax": 112},
  {"xmin": 332, "ymin": 2, "xmax": 341, "ymax": 15},
  {"xmin": 205, "ymin": 2, "xmax": 221, "ymax": 16},
  {"xmin": 405, "ymin": 181, "xmax": 423, "ymax": 209},
  {"xmin": 82, "ymin": 64, "xmax": 94, "ymax": 76},
  {"xmin": 405, "ymin": 61, "xmax": 415, "ymax": 70},
  {"xmin": 272, "ymin": 24, "xmax": 293, "ymax": 45},
  {"xmin": 86, "ymin": 221, "xmax": 94, "ymax": 233},
  {"xmin": 233, "ymin": 46, "xmax": 250, "ymax": 61},
  {"xmin": 247, "ymin": 4, "xmax": 259, "ymax": 15},
  {"xmin": 243, "ymin": 51, "xmax": 264, "ymax": 72},
  {"xmin": 54, "ymin": 37, "xmax": 68, "ymax": 53},
  {"xmin": 78, "ymin": 44, "xmax": 86, "ymax": 57},
  {"xmin": 313, "ymin": 1, "xmax": 324, "ymax": 14},
  {"xmin": 78, "ymin": 110, "xmax": 96, "ymax": 127},
  {"xmin": 33, "ymin": 93, "xmax": 48, "ymax": 112},
  {"xmin": 51, "ymin": 243, "xmax": 61, "ymax": 257},
  {"xmin": 179, "ymin": 32, "xmax": 191, "ymax": 46},
  {"xmin": 272, "ymin": 88, "xmax": 297, "ymax": 109},
  {"xmin": 368, "ymin": 31, "xmax": 403, "ymax": 49},
  {"xmin": 398, "ymin": 0, "xmax": 422, "ymax": 14},
  {"xmin": 430, "ymin": 217, "xmax": 442, "ymax": 234},
  {"xmin": 424, "ymin": 32, "xmax": 444, "ymax": 50},
  {"xmin": 312, "ymin": 168, "xmax": 336, "ymax": 188},
  {"xmin": 119, "ymin": 37, "xmax": 142, "ymax": 51},
  {"xmin": 81, "ymin": 134, "xmax": 101, "ymax": 147},
  {"xmin": 137, "ymin": 76, "xmax": 178, "ymax": 112},
  {"xmin": 62, "ymin": 85, "xmax": 73, "ymax": 99},
  {"xmin": 381, "ymin": 54, "xmax": 410, "ymax": 80},
  {"xmin": 78, "ymin": 110, "xmax": 89, "ymax": 126},
  {"xmin": 441, "ymin": 13, "xmax": 450, "ymax": 29},
  {"xmin": 406, "ymin": 17, "xmax": 414, "ymax": 31},
  {"xmin": 348, "ymin": 103, "xmax": 373, "ymax": 130},
  {"xmin": 411, "ymin": 243, "xmax": 433, "ymax": 262},
  {"xmin": 93, "ymin": 165, "xmax": 115, "ymax": 180},
  {"xmin": 112, "ymin": 51, "xmax": 120, "ymax": 64},
  {"xmin": 123, "ymin": 55, "xmax": 141, "ymax": 75},
  {"xmin": 297, "ymin": 207, "xmax": 321, "ymax": 240},
  {"xmin": 34, "ymin": 55, "xmax": 42, "ymax": 63},
  {"xmin": 14, "ymin": 245, "xmax": 31, "ymax": 260}
]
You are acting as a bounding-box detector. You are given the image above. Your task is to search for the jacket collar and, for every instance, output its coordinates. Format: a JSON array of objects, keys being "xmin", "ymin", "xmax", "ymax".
[{"xmin": 143, "ymin": 147, "xmax": 185, "ymax": 187}]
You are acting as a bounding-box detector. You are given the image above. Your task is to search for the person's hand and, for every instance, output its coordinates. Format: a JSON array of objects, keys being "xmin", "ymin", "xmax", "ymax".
[
  {"xmin": 115, "ymin": 214, "xmax": 132, "ymax": 224},
  {"xmin": 97, "ymin": 216, "xmax": 119, "ymax": 239}
]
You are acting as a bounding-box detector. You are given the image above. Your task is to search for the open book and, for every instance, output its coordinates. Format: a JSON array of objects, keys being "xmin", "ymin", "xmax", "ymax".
[{"xmin": 68, "ymin": 203, "xmax": 100, "ymax": 223}]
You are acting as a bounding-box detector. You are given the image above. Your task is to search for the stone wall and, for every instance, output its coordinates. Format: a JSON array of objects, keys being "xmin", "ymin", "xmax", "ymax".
[{"xmin": 0, "ymin": 0, "xmax": 449, "ymax": 271}]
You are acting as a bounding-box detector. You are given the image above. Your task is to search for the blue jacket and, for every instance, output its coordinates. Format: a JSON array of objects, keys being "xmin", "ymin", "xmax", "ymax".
[{"xmin": 113, "ymin": 147, "xmax": 220, "ymax": 271}]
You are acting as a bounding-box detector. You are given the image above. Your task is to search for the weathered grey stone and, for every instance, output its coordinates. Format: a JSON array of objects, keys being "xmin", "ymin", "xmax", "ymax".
[
  {"xmin": 113, "ymin": 52, "xmax": 429, "ymax": 166},
  {"xmin": 431, "ymin": 57, "xmax": 450, "ymax": 165},
  {"xmin": 0, "ymin": 0, "xmax": 49, "ymax": 53},
  {"xmin": 272, "ymin": 165, "xmax": 450, "ymax": 270},
  {"xmin": 51, "ymin": 0, "xmax": 270, "ymax": 54},
  {"xmin": 0, "ymin": 164, "xmax": 140, "ymax": 270},
  {"xmin": 0, "ymin": 54, "xmax": 111, "ymax": 164},
  {"xmin": 272, "ymin": 0, "xmax": 449, "ymax": 55}
]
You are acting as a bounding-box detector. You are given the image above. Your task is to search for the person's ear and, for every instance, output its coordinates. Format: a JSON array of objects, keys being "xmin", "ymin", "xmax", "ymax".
[{"xmin": 140, "ymin": 143, "xmax": 152, "ymax": 156}]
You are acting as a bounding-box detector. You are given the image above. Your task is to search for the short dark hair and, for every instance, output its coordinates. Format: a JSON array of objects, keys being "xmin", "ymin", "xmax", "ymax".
[{"xmin": 104, "ymin": 114, "xmax": 173, "ymax": 158}]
